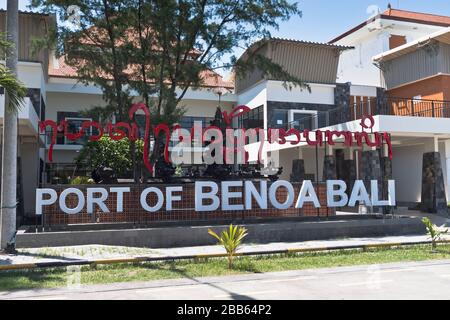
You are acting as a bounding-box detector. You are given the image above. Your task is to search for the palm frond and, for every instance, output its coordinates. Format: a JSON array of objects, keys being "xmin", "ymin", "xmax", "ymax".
[{"xmin": 0, "ymin": 65, "xmax": 26, "ymax": 113}]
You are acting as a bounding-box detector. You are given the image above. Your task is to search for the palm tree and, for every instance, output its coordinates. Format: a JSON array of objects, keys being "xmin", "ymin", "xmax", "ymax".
[
  {"xmin": 0, "ymin": 0, "xmax": 26, "ymax": 252},
  {"xmin": 0, "ymin": 65, "xmax": 26, "ymax": 112}
]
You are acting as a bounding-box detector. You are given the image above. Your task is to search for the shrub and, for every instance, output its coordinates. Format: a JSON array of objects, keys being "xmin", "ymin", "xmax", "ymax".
[
  {"xmin": 75, "ymin": 136, "xmax": 144, "ymax": 176},
  {"xmin": 208, "ymin": 224, "xmax": 248, "ymax": 269},
  {"xmin": 70, "ymin": 176, "xmax": 94, "ymax": 185},
  {"xmin": 422, "ymin": 217, "xmax": 448, "ymax": 250}
]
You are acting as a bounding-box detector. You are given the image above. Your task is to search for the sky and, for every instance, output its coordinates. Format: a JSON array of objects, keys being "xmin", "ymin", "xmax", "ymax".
[
  {"xmin": 1, "ymin": 0, "xmax": 449, "ymax": 76},
  {"xmin": 3, "ymin": 0, "xmax": 449, "ymax": 43}
]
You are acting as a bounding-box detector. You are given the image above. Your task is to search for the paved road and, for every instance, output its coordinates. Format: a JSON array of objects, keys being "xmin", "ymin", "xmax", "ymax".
[{"xmin": 2, "ymin": 259, "xmax": 450, "ymax": 300}]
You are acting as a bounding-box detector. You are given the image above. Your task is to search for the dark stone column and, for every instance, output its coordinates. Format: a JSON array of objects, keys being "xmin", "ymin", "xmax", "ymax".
[
  {"xmin": 343, "ymin": 159, "xmax": 357, "ymax": 197},
  {"xmin": 421, "ymin": 152, "xmax": 448, "ymax": 217},
  {"xmin": 290, "ymin": 159, "xmax": 305, "ymax": 182},
  {"xmin": 376, "ymin": 87, "xmax": 388, "ymax": 115},
  {"xmin": 323, "ymin": 155, "xmax": 337, "ymax": 181},
  {"xmin": 334, "ymin": 83, "xmax": 351, "ymax": 109},
  {"xmin": 361, "ymin": 150, "xmax": 382, "ymax": 213},
  {"xmin": 334, "ymin": 83, "xmax": 351, "ymax": 123}
]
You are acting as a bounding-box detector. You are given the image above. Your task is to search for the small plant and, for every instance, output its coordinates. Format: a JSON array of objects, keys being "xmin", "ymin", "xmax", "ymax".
[
  {"xmin": 174, "ymin": 166, "xmax": 183, "ymax": 177},
  {"xmin": 208, "ymin": 224, "xmax": 248, "ymax": 269},
  {"xmin": 70, "ymin": 176, "xmax": 94, "ymax": 185},
  {"xmin": 422, "ymin": 217, "xmax": 448, "ymax": 250}
]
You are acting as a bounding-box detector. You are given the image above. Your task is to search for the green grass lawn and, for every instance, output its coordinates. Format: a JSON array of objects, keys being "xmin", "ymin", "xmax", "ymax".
[{"xmin": 1, "ymin": 244, "xmax": 450, "ymax": 292}]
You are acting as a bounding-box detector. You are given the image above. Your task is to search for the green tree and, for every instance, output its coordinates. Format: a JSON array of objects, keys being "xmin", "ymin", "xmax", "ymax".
[
  {"xmin": 31, "ymin": 0, "xmax": 306, "ymax": 169},
  {"xmin": 75, "ymin": 136, "xmax": 144, "ymax": 176}
]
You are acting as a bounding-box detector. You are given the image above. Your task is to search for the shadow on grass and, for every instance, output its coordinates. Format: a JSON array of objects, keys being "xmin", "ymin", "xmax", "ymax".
[
  {"xmin": 0, "ymin": 267, "xmax": 68, "ymax": 292},
  {"xmin": 137, "ymin": 258, "xmax": 258, "ymax": 300}
]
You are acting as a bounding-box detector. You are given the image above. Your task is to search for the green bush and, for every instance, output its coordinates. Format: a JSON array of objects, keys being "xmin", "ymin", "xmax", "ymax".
[
  {"xmin": 70, "ymin": 176, "xmax": 94, "ymax": 185},
  {"xmin": 75, "ymin": 136, "xmax": 144, "ymax": 176}
]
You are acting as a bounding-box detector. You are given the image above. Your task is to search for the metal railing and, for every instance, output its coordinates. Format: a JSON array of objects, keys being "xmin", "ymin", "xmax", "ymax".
[
  {"xmin": 350, "ymin": 97, "xmax": 450, "ymax": 119},
  {"xmin": 277, "ymin": 97, "xmax": 450, "ymax": 132}
]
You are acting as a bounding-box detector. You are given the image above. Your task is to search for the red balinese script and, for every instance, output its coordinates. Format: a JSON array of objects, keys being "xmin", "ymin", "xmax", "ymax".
[{"xmin": 39, "ymin": 103, "xmax": 393, "ymax": 173}]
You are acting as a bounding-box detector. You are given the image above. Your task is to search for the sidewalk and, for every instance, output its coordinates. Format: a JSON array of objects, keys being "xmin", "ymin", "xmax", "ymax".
[{"xmin": 1, "ymin": 233, "xmax": 449, "ymax": 268}]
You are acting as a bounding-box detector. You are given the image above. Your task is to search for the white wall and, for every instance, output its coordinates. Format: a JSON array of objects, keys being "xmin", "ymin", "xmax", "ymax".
[
  {"xmin": 179, "ymin": 99, "xmax": 233, "ymax": 117},
  {"xmin": 272, "ymin": 146, "xmax": 324, "ymax": 182},
  {"xmin": 391, "ymin": 144, "xmax": 423, "ymax": 203},
  {"xmin": 266, "ymin": 81, "xmax": 335, "ymax": 105},
  {"xmin": 46, "ymin": 92, "xmax": 106, "ymax": 121},
  {"xmin": 335, "ymin": 19, "xmax": 445, "ymax": 87}
]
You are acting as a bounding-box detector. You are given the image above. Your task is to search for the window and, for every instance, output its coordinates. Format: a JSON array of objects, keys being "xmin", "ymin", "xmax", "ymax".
[
  {"xmin": 64, "ymin": 117, "xmax": 93, "ymax": 145},
  {"xmin": 270, "ymin": 109, "xmax": 288, "ymax": 129},
  {"xmin": 238, "ymin": 105, "xmax": 263, "ymax": 130},
  {"xmin": 389, "ymin": 35, "xmax": 407, "ymax": 50},
  {"xmin": 179, "ymin": 116, "xmax": 214, "ymax": 130},
  {"xmin": 56, "ymin": 111, "xmax": 100, "ymax": 145},
  {"xmin": 289, "ymin": 110, "xmax": 318, "ymax": 131}
]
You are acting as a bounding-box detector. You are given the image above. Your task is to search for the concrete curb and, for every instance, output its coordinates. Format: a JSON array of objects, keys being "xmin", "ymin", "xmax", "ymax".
[{"xmin": 1, "ymin": 239, "xmax": 449, "ymax": 271}]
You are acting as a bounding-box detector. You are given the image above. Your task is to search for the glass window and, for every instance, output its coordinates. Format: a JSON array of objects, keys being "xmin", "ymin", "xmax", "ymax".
[
  {"xmin": 239, "ymin": 105, "xmax": 263, "ymax": 129},
  {"xmin": 64, "ymin": 117, "xmax": 92, "ymax": 145},
  {"xmin": 270, "ymin": 109, "xmax": 288, "ymax": 129}
]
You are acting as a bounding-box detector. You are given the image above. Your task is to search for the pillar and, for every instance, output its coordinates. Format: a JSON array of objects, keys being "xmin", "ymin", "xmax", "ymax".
[
  {"xmin": 360, "ymin": 148, "xmax": 382, "ymax": 214},
  {"xmin": 322, "ymin": 144, "xmax": 336, "ymax": 180},
  {"xmin": 343, "ymin": 148, "xmax": 357, "ymax": 197},
  {"xmin": 290, "ymin": 148, "xmax": 305, "ymax": 182},
  {"xmin": 421, "ymin": 137, "xmax": 447, "ymax": 216}
]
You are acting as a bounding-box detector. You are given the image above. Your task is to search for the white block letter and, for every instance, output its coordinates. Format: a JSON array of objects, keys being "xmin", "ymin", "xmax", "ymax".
[
  {"xmin": 296, "ymin": 180, "xmax": 320, "ymax": 208},
  {"xmin": 59, "ymin": 188, "xmax": 85, "ymax": 214},
  {"xmin": 245, "ymin": 180, "xmax": 267, "ymax": 210},
  {"xmin": 221, "ymin": 181, "xmax": 244, "ymax": 211},
  {"xmin": 36, "ymin": 189, "xmax": 57, "ymax": 215},
  {"xmin": 327, "ymin": 180, "xmax": 348, "ymax": 207},
  {"xmin": 110, "ymin": 187, "xmax": 130, "ymax": 212},
  {"xmin": 388, "ymin": 180, "xmax": 396, "ymax": 206},
  {"xmin": 87, "ymin": 188, "xmax": 110, "ymax": 213},
  {"xmin": 195, "ymin": 181, "xmax": 220, "ymax": 211},
  {"xmin": 140, "ymin": 187, "xmax": 164, "ymax": 212},
  {"xmin": 349, "ymin": 180, "xmax": 371, "ymax": 207},
  {"xmin": 269, "ymin": 180, "xmax": 294, "ymax": 210},
  {"xmin": 166, "ymin": 186, "xmax": 183, "ymax": 211}
]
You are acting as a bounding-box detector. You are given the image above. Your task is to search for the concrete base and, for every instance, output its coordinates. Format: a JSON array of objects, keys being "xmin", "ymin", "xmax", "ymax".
[{"xmin": 16, "ymin": 216, "xmax": 426, "ymax": 249}]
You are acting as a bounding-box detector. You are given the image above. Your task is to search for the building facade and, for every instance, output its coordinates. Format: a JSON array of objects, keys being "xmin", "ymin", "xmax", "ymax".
[{"xmin": 1, "ymin": 7, "xmax": 450, "ymax": 224}]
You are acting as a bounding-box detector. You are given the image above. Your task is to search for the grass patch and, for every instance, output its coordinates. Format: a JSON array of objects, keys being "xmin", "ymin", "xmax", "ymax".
[{"xmin": 1, "ymin": 244, "xmax": 450, "ymax": 292}]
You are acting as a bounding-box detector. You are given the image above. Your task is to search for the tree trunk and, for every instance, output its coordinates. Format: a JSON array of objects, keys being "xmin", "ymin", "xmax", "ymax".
[{"xmin": 0, "ymin": 0, "xmax": 19, "ymax": 251}]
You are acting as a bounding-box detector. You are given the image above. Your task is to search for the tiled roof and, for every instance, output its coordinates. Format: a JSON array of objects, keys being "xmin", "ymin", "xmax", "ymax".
[
  {"xmin": 330, "ymin": 8, "xmax": 450, "ymax": 43},
  {"xmin": 48, "ymin": 55, "xmax": 234, "ymax": 89},
  {"xmin": 382, "ymin": 8, "xmax": 450, "ymax": 26}
]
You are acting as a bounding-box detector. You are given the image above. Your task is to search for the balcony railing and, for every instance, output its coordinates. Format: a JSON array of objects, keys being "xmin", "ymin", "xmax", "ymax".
[
  {"xmin": 278, "ymin": 97, "xmax": 450, "ymax": 131},
  {"xmin": 376, "ymin": 97, "xmax": 450, "ymax": 118}
]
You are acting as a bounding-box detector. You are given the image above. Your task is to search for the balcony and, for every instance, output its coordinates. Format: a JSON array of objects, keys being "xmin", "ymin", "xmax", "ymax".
[
  {"xmin": 351, "ymin": 97, "xmax": 450, "ymax": 119},
  {"xmin": 279, "ymin": 97, "xmax": 450, "ymax": 131},
  {"xmin": 0, "ymin": 96, "xmax": 42, "ymax": 138}
]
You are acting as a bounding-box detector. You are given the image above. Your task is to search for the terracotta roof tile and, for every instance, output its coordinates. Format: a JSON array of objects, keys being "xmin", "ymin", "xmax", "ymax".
[
  {"xmin": 381, "ymin": 8, "xmax": 450, "ymax": 26},
  {"xmin": 49, "ymin": 55, "xmax": 234, "ymax": 89},
  {"xmin": 330, "ymin": 9, "xmax": 450, "ymax": 43}
]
